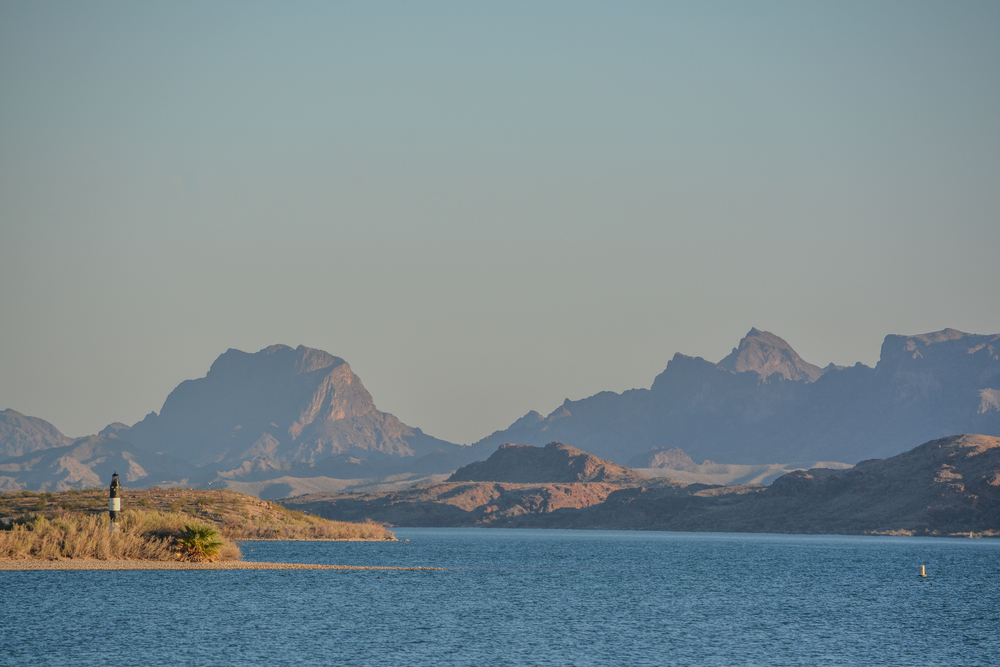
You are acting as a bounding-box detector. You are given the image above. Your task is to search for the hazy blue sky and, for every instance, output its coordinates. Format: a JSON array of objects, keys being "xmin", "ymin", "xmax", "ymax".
[{"xmin": 2, "ymin": 1, "xmax": 998, "ymax": 444}]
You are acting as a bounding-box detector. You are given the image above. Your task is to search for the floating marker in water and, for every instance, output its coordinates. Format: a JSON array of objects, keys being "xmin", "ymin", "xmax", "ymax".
[
  {"xmin": 109, "ymin": 472, "xmax": 121, "ymax": 533},
  {"xmin": 919, "ymin": 565, "xmax": 927, "ymax": 577}
]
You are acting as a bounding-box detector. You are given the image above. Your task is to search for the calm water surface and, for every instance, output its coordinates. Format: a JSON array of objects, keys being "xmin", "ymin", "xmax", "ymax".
[{"xmin": 2, "ymin": 529, "xmax": 998, "ymax": 666}]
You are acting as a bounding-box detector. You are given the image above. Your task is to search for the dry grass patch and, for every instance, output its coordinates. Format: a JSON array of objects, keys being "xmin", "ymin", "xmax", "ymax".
[
  {"xmin": 220, "ymin": 509, "xmax": 389, "ymax": 540},
  {"xmin": 0, "ymin": 509, "xmax": 241, "ymax": 562}
]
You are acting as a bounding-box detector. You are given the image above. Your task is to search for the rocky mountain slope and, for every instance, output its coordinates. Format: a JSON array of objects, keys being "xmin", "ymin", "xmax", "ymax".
[
  {"xmin": 0, "ymin": 345, "xmax": 465, "ymax": 491},
  {"xmin": 0, "ymin": 433, "xmax": 198, "ymax": 492},
  {"xmin": 717, "ymin": 327, "xmax": 824, "ymax": 382},
  {"xmin": 0, "ymin": 410, "xmax": 73, "ymax": 459},
  {"xmin": 473, "ymin": 328, "xmax": 1000, "ymax": 465},
  {"xmin": 560, "ymin": 434, "xmax": 1000, "ymax": 535},
  {"xmin": 121, "ymin": 344, "xmax": 459, "ymax": 468},
  {"xmin": 285, "ymin": 435, "xmax": 1000, "ymax": 536},
  {"xmin": 449, "ymin": 442, "xmax": 644, "ymax": 484}
]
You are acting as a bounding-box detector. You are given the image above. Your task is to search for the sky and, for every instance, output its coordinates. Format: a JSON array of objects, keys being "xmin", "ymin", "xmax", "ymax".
[{"xmin": 2, "ymin": 1, "xmax": 999, "ymax": 444}]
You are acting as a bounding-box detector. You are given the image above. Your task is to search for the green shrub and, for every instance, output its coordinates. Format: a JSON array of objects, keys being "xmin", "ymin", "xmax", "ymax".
[{"xmin": 176, "ymin": 523, "xmax": 223, "ymax": 561}]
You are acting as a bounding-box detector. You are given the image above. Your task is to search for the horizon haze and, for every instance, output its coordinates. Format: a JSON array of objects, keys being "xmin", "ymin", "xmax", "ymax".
[{"xmin": 2, "ymin": 2, "xmax": 999, "ymax": 443}]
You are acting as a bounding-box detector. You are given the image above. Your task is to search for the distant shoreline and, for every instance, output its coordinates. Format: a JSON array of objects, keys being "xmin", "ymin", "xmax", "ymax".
[{"xmin": 0, "ymin": 559, "xmax": 437, "ymax": 571}]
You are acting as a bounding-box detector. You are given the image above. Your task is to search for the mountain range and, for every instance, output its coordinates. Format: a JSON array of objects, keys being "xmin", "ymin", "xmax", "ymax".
[
  {"xmin": 473, "ymin": 328, "xmax": 1000, "ymax": 465},
  {"xmin": 1, "ymin": 327, "xmax": 998, "ymax": 493}
]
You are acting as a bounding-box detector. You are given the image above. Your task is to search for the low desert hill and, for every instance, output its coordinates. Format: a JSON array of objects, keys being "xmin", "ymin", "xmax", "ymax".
[
  {"xmin": 448, "ymin": 442, "xmax": 644, "ymax": 484},
  {"xmin": 283, "ymin": 435, "xmax": 1000, "ymax": 536},
  {"xmin": 283, "ymin": 480, "xmax": 640, "ymax": 527},
  {"xmin": 0, "ymin": 487, "xmax": 395, "ymax": 542}
]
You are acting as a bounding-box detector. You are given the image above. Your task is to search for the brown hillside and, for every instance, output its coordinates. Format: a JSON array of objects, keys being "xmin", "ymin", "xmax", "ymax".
[
  {"xmin": 448, "ymin": 441, "xmax": 646, "ymax": 484},
  {"xmin": 0, "ymin": 487, "xmax": 394, "ymax": 541},
  {"xmin": 283, "ymin": 480, "xmax": 639, "ymax": 527},
  {"xmin": 283, "ymin": 435, "xmax": 1000, "ymax": 536},
  {"xmin": 517, "ymin": 434, "xmax": 1000, "ymax": 535}
]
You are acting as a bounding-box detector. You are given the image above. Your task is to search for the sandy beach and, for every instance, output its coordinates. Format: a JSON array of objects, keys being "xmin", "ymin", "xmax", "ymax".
[{"xmin": 0, "ymin": 559, "xmax": 438, "ymax": 571}]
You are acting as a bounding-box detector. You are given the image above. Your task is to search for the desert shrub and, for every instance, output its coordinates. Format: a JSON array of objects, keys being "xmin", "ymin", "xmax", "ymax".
[{"xmin": 176, "ymin": 523, "xmax": 223, "ymax": 561}]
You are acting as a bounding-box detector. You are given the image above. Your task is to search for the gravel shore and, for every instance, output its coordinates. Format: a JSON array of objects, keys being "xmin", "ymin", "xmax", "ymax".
[{"xmin": 0, "ymin": 559, "xmax": 438, "ymax": 571}]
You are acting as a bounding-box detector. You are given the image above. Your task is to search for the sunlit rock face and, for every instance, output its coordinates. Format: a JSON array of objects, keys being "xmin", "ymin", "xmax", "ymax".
[
  {"xmin": 123, "ymin": 344, "xmax": 456, "ymax": 468},
  {"xmin": 717, "ymin": 328, "xmax": 825, "ymax": 383}
]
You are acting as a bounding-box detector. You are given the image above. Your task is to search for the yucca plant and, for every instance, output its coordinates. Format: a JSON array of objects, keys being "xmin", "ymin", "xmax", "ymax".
[{"xmin": 176, "ymin": 523, "xmax": 223, "ymax": 561}]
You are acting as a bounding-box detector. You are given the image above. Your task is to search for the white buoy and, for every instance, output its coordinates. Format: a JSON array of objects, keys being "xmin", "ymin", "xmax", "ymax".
[{"xmin": 919, "ymin": 564, "xmax": 927, "ymax": 577}]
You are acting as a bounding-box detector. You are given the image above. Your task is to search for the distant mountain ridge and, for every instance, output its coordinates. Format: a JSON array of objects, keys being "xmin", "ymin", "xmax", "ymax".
[
  {"xmin": 0, "ymin": 433, "xmax": 197, "ymax": 492},
  {"xmin": 2, "ymin": 328, "xmax": 999, "ymax": 494},
  {"xmin": 473, "ymin": 328, "xmax": 1000, "ymax": 465}
]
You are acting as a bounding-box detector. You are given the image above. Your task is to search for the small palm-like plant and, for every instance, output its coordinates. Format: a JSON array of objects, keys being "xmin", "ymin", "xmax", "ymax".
[{"xmin": 176, "ymin": 523, "xmax": 223, "ymax": 561}]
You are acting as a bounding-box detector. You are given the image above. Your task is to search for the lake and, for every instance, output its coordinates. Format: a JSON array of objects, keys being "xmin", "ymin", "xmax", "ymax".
[{"xmin": 2, "ymin": 529, "xmax": 998, "ymax": 666}]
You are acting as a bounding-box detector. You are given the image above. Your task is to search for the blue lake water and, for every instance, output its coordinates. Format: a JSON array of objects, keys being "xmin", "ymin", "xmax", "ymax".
[{"xmin": 2, "ymin": 529, "xmax": 999, "ymax": 666}]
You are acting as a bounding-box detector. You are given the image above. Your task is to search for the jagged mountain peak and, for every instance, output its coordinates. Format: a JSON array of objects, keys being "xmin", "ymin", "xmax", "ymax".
[
  {"xmin": 628, "ymin": 446, "xmax": 699, "ymax": 471},
  {"xmin": 208, "ymin": 344, "xmax": 345, "ymax": 379},
  {"xmin": 124, "ymin": 344, "xmax": 456, "ymax": 468},
  {"xmin": 718, "ymin": 328, "xmax": 824, "ymax": 383}
]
